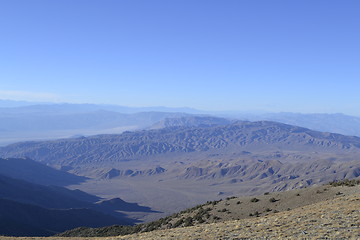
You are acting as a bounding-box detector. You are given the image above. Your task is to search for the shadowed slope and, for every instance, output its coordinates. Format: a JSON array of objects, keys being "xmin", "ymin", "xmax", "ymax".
[
  {"xmin": 0, "ymin": 157, "xmax": 86, "ymax": 186},
  {"xmin": 0, "ymin": 198, "xmax": 124, "ymax": 237},
  {"xmin": 0, "ymin": 174, "xmax": 98, "ymax": 209}
]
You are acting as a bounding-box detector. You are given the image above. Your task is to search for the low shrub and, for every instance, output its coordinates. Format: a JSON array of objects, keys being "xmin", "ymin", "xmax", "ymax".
[
  {"xmin": 329, "ymin": 179, "xmax": 360, "ymax": 187},
  {"xmin": 269, "ymin": 197, "xmax": 277, "ymax": 203}
]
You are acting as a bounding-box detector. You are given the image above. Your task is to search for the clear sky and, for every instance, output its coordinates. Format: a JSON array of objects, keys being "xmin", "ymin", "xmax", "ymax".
[{"xmin": 0, "ymin": 0, "xmax": 359, "ymax": 115}]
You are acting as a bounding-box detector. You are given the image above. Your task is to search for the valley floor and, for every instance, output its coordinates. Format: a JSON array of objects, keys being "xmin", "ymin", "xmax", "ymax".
[{"xmin": 2, "ymin": 189, "xmax": 359, "ymax": 240}]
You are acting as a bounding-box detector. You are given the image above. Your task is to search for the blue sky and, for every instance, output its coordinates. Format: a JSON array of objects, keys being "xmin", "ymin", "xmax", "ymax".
[{"xmin": 0, "ymin": 1, "xmax": 359, "ymax": 115}]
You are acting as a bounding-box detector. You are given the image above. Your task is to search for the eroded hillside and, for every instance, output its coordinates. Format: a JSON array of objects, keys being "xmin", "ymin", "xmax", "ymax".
[{"xmin": 1, "ymin": 121, "xmax": 360, "ymax": 222}]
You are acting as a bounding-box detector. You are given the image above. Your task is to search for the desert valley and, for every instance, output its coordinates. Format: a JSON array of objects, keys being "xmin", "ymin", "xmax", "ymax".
[{"xmin": 0, "ymin": 104, "xmax": 359, "ymax": 238}]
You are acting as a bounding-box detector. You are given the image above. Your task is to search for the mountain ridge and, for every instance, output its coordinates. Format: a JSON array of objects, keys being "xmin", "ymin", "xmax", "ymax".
[
  {"xmin": 2, "ymin": 121, "xmax": 360, "ymax": 167},
  {"xmin": 1, "ymin": 102, "xmax": 360, "ymax": 146}
]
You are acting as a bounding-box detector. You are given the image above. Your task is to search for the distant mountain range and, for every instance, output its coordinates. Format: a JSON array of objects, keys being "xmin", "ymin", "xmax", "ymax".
[
  {"xmin": 242, "ymin": 112, "xmax": 360, "ymax": 137},
  {"xmin": 0, "ymin": 104, "xmax": 192, "ymax": 146},
  {"xmin": 0, "ymin": 100, "xmax": 203, "ymax": 113},
  {"xmin": 1, "ymin": 101, "xmax": 360, "ymax": 147},
  {"xmin": 149, "ymin": 116, "xmax": 232, "ymax": 129},
  {"xmin": 2, "ymin": 120, "xmax": 359, "ymax": 166}
]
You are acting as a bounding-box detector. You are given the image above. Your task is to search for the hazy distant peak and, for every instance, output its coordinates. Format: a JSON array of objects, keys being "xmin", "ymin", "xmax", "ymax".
[{"xmin": 150, "ymin": 116, "xmax": 232, "ymax": 129}]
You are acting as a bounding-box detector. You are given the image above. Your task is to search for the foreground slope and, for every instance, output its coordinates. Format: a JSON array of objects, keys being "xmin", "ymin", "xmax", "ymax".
[
  {"xmin": 116, "ymin": 191, "xmax": 360, "ymax": 239},
  {"xmin": 2, "ymin": 183, "xmax": 359, "ymax": 239},
  {"xmin": 58, "ymin": 181, "xmax": 360, "ymax": 237}
]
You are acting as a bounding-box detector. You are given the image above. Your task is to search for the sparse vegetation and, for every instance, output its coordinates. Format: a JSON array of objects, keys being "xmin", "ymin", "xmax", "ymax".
[
  {"xmin": 173, "ymin": 218, "xmax": 184, "ymax": 228},
  {"xmin": 194, "ymin": 213, "xmax": 205, "ymax": 223},
  {"xmin": 193, "ymin": 207, "xmax": 210, "ymax": 223},
  {"xmin": 329, "ymin": 179, "xmax": 360, "ymax": 187},
  {"xmin": 77, "ymin": 193, "xmax": 360, "ymax": 239},
  {"xmin": 250, "ymin": 198, "xmax": 259, "ymax": 202},
  {"xmin": 269, "ymin": 197, "xmax": 277, "ymax": 203},
  {"xmin": 184, "ymin": 217, "xmax": 194, "ymax": 227},
  {"xmin": 226, "ymin": 196, "xmax": 236, "ymax": 200},
  {"xmin": 210, "ymin": 199, "xmax": 222, "ymax": 206},
  {"xmin": 250, "ymin": 211, "xmax": 260, "ymax": 217}
]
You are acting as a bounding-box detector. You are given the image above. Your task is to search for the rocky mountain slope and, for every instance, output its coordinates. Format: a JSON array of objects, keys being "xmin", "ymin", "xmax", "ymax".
[
  {"xmin": 1, "ymin": 121, "xmax": 360, "ymax": 167},
  {"xmin": 57, "ymin": 180, "xmax": 360, "ymax": 238},
  {"xmin": 116, "ymin": 190, "xmax": 360, "ymax": 240},
  {"xmin": 3, "ymin": 190, "xmax": 359, "ymax": 239}
]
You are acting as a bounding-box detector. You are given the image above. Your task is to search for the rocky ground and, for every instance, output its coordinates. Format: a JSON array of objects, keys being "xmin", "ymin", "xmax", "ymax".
[
  {"xmin": 57, "ymin": 181, "xmax": 360, "ymax": 237},
  {"xmin": 115, "ymin": 192, "xmax": 360, "ymax": 239}
]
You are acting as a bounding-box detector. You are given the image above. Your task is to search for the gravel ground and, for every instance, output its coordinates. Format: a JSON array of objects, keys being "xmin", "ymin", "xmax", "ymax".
[{"xmin": 116, "ymin": 193, "xmax": 360, "ymax": 240}]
